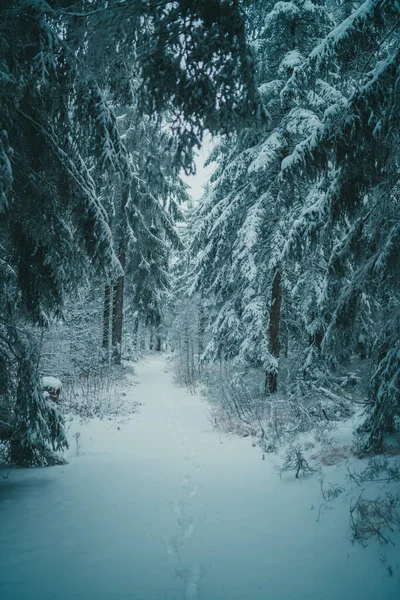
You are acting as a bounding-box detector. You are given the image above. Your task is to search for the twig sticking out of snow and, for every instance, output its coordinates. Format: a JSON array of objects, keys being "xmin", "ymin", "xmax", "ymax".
[
  {"xmin": 349, "ymin": 493, "xmax": 400, "ymax": 547},
  {"xmin": 275, "ymin": 444, "xmax": 317, "ymax": 479}
]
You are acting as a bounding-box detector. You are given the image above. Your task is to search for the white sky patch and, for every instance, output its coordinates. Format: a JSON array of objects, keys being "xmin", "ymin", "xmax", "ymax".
[{"xmin": 181, "ymin": 133, "xmax": 216, "ymax": 201}]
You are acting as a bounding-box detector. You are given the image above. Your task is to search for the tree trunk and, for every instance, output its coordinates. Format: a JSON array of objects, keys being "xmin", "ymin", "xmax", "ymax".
[
  {"xmin": 309, "ymin": 311, "xmax": 323, "ymax": 350},
  {"xmin": 149, "ymin": 329, "xmax": 154, "ymax": 351},
  {"xmin": 111, "ymin": 181, "xmax": 129, "ymax": 365},
  {"xmin": 198, "ymin": 302, "xmax": 206, "ymax": 372},
  {"xmin": 112, "ymin": 253, "xmax": 126, "ymax": 365},
  {"xmin": 102, "ymin": 284, "xmax": 112, "ymax": 361},
  {"xmin": 265, "ymin": 266, "xmax": 282, "ymax": 394}
]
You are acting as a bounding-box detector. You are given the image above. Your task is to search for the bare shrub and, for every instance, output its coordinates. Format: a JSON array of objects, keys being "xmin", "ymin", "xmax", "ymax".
[
  {"xmin": 201, "ymin": 362, "xmax": 268, "ymax": 436},
  {"xmin": 319, "ymin": 473, "xmax": 344, "ymax": 502},
  {"xmin": 173, "ymin": 334, "xmax": 198, "ymax": 395},
  {"xmin": 61, "ymin": 366, "xmax": 138, "ymax": 419},
  {"xmin": 168, "ymin": 295, "xmax": 203, "ymax": 395},
  {"xmin": 311, "ymin": 444, "xmax": 351, "ymax": 466},
  {"xmin": 202, "ymin": 361, "xmax": 344, "ymax": 448},
  {"xmin": 346, "ymin": 457, "xmax": 400, "ymax": 488},
  {"xmin": 350, "ymin": 493, "xmax": 400, "ymax": 546},
  {"xmin": 276, "ymin": 444, "xmax": 316, "ymax": 479}
]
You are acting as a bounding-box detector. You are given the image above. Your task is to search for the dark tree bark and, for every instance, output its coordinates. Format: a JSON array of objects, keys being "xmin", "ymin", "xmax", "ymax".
[
  {"xmin": 265, "ymin": 266, "xmax": 282, "ymax": 394},
  {"xmin": 198, "ymin": 303, "xmax": 206, "ymax": 357},
  {"xmin": 149, "ymin": 329, "xmax": 154, "ymax": 351},
  {"xmin": 103, "ymin": 284, "xmax": 112, "ymax": 359},
  {"xmin": 111, "ymin": 182, "xmax": 129, "ymax": 365},
  {"xmin": 112, "ymin": 253, "xmax": 126, "ymax": 365},
  {"xmin": 309, "ymin": 311, "xmax": 323, "ymax": 350}
]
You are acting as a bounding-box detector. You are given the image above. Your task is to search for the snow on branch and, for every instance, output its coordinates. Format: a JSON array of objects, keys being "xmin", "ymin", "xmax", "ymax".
[{"xmin": 282, "ymin": 0, "xmax": 393, "ymax": 100}]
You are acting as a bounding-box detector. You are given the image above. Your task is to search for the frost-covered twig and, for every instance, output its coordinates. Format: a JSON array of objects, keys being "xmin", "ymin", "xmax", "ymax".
[
  {"xmin": 276, "ymin": 444, "xmax": 316, "ymax": 479},
  {"xmin": 349, "ymin": 493, "xmax": 400, "ymax": 546}
]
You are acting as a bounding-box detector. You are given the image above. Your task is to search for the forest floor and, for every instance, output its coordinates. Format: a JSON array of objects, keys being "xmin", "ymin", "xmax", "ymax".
[{"xmin": 0, "ymin": 353, "xmax": 399, "ymax": 600}]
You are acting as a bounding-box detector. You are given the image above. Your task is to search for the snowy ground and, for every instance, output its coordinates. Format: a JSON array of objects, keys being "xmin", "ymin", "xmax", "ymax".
[{"xmin": 0, "ymin": 354, "xmax": 399, "ymax": 600}]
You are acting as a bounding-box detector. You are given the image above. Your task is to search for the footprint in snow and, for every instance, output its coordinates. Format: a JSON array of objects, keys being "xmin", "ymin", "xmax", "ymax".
[
  {"xmin": 183, "ymin": 450, "xmax": 195, "ymax": 462},
  {"xmin": 166, "ymin": 540, "xmax": 180, "ymax": 568},
  {"xmin": 181, "ymin": 476, "xmax": 198, "ymax": 500},
  {"xmin": 173, "ymin": 500, "xmax": 185, "ymax": 523},
  {"xmin": 183, "ymin": 519, "xmax": 197, "ymax": 543},
  {"xmin": 184, "ymin": 564, "xmax": 202, "ymax": 600},
  {"xmin": 193, "ymin": 462, "xmax": 205, "ymax": 473},
  {"xmin": 188, "ymin": 486, "xmax": 197, "ymax": 499},
  {"xmin": 181, "ymin": 474, "xmax": 191, "ymax": 487}
]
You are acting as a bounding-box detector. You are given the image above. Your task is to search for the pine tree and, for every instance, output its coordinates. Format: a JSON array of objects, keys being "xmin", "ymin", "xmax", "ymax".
[
  {"xmin": 99, "ymin": 108, "xmax": 187, "ymax": 363},
  {"xmin": 280, "ymin": 0, "xmax": 400, "ymax": 449}
]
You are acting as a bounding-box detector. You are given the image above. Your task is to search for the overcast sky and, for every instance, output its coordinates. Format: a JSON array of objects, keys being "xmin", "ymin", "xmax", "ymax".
[{"xmin": 181, "ymin": 134, "xmax": 216, "ymax": 201}]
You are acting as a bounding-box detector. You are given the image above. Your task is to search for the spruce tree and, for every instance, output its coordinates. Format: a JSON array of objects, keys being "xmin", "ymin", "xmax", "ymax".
[
  {"xmin": 0, "ymin": 0, "xmax": 260, "ymax": 464},
  {"xmin": 280, "ymin": 0, "xmax": 400, "ymax": 449},
  {"xmin": 190, "ymin": 0, "xmax": 335, "ymax": 392}
]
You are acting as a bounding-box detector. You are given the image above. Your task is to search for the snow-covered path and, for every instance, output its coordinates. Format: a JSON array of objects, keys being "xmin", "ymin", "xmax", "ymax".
[{"xmin": 0, "ymin": 355, "xmax": 399, "ymax": 599}]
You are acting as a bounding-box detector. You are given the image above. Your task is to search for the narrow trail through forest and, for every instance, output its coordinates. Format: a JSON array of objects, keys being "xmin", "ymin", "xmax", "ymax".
[{"xmin": 0, "ymin": 355, "xmax": 398, "ymax": 600}]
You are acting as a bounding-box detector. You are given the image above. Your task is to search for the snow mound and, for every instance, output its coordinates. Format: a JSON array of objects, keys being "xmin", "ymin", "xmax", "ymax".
[{"xmin": 42, "ymin": 376, "xmax": 62, "ymax": 390}]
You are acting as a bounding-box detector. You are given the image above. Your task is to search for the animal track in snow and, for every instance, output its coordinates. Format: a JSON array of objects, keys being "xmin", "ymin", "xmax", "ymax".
[{"xmin": 183, "ymin": 449, "xmax": 195, "ymax": 462}]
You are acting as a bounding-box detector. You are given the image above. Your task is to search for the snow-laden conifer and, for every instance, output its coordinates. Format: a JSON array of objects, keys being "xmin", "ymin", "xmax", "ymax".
[
  {"xmin": 0, "ymin": 0, "xmax": 260, "ymax": 464},
  {"xmin": 280, "ymin": 0, "xmax": 400, "ymax": 448},
  {"xmin": 190, "ymin": 0, "xmax": 336, "ymax": 392}
]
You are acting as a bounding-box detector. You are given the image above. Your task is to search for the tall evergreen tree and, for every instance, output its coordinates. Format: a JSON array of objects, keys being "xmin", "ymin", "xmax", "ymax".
[
  {"xmin": 280, "ymin": 0, "xmax": 400, "ymax": 449},
  {"xmin": 0, "ymin": 0, "xmax": 260, "ymax": 464},
  {"xmin": 190, "ymin": 0, "xmax": 335, "ymax": 392}
]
